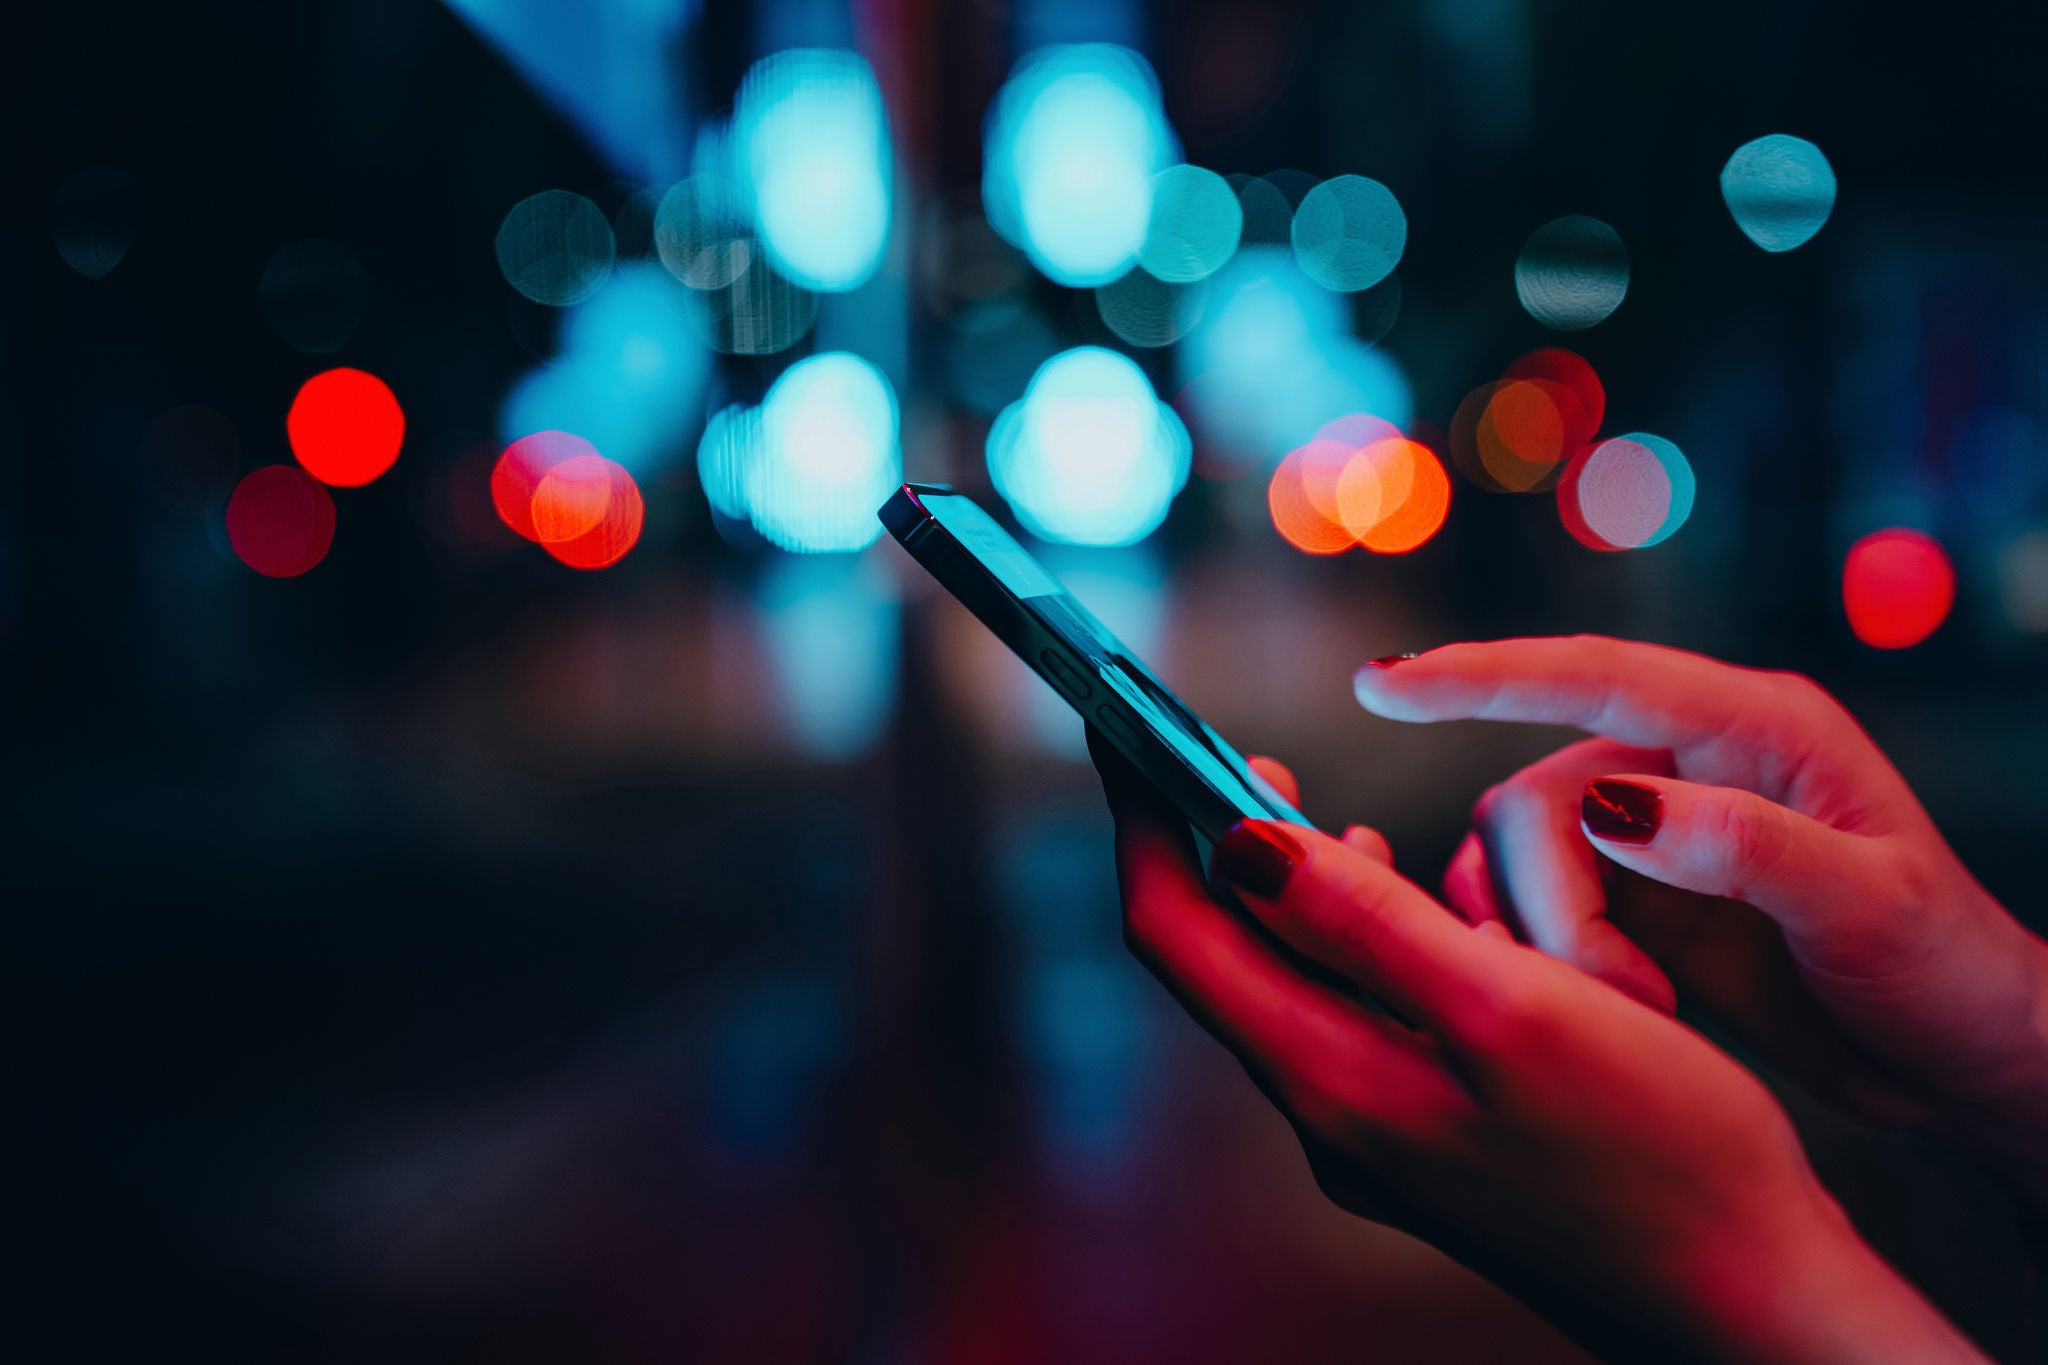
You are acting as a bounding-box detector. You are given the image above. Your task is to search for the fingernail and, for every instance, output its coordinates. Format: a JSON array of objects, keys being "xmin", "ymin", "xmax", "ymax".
[
  {"xmin": 1214, "ymin": 820, "xmax": 1305, "ymax": 899},
  {"xmin": 1362, "ymin": 652, "xmax": 1419, "ymax": 670},
  {"xmin": 1582, "ymin": 779, "xmax": 1662, "ymax": 844}
]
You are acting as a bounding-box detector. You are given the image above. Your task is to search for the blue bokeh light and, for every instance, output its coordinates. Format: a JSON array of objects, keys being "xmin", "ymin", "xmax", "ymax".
[
  {"xmin": 1177, "ymin": 248, "xmax": 1412, "ymax": 465},
  {"xmin": 757, "ymin": 552, "xmax": 900, "ymax": 759},
  {"xmin": 988, "ymin": 347, "xmax": 1191, "ymax": 546},
  {"xmin": 1721, "ymin": 133, "xmax": 1836, "ymax": 253},
  {"xmin": 749, "ymin": 351, "xmax": 901, "ymax": 553},
  {"xmin": 499, "ymin": 262, "xmax": 708, "ymax": 473},
  {"xmin": 1139, "ymin": 164, "xmax": 1241, "ymax": 284},
  {"xmin": 696, "ymin": 403, "xmax": 761, "ymax": 522},
  {"xmin": 983, "ymin": 45, "xmax": 1179, "ymax": 288},
  {"xmin": 1291, "ymin": 175, "xmax": 1406, "ymax": 292},
  {"xmin": 734, "ymin": 49, "xmax": 892, "ymax": 292}
]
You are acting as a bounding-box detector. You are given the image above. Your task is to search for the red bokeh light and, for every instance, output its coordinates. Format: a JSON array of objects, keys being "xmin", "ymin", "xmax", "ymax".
[
  {"xmin": 1503, "ymin": 348, "xmax": 1604, "ymax": 449},
  {"xmin": 492, "ymin": 430, "xmax": 601, "ymax": 541},
  {"xmin": 286, "ymin": 367, "xmax": 404, "ymax": 487},
  {"xmin": 1843, "ymin": 528, "xmax": 1955, "ymax": 649},
  {"xmin": 540, "ymin": 458, "xmax": 644, "ymax": 570},
  {"xmin": 225, "ymin": 465, "xmax": 336, "ymax": 577}
]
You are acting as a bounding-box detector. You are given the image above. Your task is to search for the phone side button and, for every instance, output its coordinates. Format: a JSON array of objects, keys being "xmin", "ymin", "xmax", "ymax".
[
  {"xmin": 1040, "ymin": 649, "xmax": 1092, "ymax": 700},
  {"xmin": 1093, "ymin": 703, "xmax": 1141, "ymax": 750}
]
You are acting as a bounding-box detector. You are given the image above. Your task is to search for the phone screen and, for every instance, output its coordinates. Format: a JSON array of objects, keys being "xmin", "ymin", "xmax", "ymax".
[{"xmin": 883, "ymin": 483, "xmax": 1311, "ymax": 840}]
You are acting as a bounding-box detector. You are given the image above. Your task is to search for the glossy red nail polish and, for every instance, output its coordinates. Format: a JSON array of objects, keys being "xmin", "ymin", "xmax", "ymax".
[
  {"xmin": 1364, "ymin": 652, "xmax": 1419, "ymax": 669},
  {"xmin": 1582, "ymin": 779, "xmax": 1662, "ymax": 844},
  {"xmin": 1215, "ymin": 820, "xmax": 1305, "ymax": 899}
]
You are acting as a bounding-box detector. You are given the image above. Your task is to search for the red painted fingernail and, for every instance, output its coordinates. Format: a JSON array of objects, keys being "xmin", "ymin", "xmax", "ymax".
[
  {"xmin": 1214, "ymin": 820, "xmax": 1305, "ymax": 899},
  {"xmin": 1582, "ymin": 779, "xmax": 1662, "ymax": 844},
  {"xmin": 1364, "ymin": 652, "xmax": 1419, "ymax": 669}
]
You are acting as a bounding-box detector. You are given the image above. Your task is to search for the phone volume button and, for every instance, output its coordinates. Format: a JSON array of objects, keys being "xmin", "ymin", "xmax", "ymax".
[
  {"xmin": 1093, "ymin": 703, "xmax": 1141, "ymax": 750},
  {"xmin": 1039, "ymin": 649, "xmax": 1092, "ymax": 700}
]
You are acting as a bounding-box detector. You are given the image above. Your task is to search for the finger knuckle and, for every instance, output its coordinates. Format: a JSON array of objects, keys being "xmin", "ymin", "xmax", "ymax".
[{"xmin": 1702, "ymin": 798, "xmax": 1775, "ymax": 896}]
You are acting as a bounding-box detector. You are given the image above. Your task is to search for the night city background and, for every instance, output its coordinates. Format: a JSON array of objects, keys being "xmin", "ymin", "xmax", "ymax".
[{"xmin": 12, "ymin": 0, "xmax": 2048, "ymax": 1359}]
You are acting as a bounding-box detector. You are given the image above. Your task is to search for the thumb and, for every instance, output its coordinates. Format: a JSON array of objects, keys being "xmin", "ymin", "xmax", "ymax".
[{"xmin": 1579, "ymin": 775, "xmax": 1889, "ymax": 946}]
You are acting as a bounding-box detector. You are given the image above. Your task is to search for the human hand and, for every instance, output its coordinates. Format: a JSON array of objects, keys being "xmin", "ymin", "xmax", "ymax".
[
  {"xmin": 1094, "ymin": 735, "xmax": 1984, "ymax": 1364},
  {"xmin": 1353, "ymin": 637, "xmax": 2048, "ymax": 1188}
]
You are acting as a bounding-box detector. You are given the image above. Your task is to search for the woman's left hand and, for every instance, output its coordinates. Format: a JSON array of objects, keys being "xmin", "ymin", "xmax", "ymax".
[{"xmin": 1093, "ymin": 736, "xmax": 1984, "ymax": 1364}]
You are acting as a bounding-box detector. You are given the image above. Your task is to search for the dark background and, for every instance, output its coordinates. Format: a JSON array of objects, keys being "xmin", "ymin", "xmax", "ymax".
[{"xmin": 10, "ymin": 1, "xmax": 2048, "ymax": 1359}]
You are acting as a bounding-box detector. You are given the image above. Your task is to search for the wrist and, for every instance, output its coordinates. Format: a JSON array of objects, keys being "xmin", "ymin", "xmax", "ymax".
[{"xmin": 1667, "ymin": 1185, "xmax": 1985, "ymax": 1365}]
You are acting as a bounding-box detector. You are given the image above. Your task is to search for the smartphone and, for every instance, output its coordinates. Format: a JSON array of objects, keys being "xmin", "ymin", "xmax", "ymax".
[{"xmin": 879, "ymin": 483, "xmax": 1312, "ymax": 842}]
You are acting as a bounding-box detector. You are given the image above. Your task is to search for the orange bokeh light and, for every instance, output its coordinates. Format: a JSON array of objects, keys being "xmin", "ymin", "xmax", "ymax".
[
  {"xmin": 1269, "ymin": 443, "xmax": 1355, "ymax": 554},
  {"xmin": 225, "ymin": 465, "xmax": 336, "ymax": 577},
  {"xmin": 1270, "ymin": 431, "xmax": 1450, "ymax": 556},
  {"xmin": 287, "ymin": 367, "xmax": 404, "ymax": 487},
  {"xmin": 1843, "ymin": 528, "xmax": 1954, "ymax": 649},
  {"xmin": 1356, "ymin": 438, "xmax": 1451, "ymax": 553}
]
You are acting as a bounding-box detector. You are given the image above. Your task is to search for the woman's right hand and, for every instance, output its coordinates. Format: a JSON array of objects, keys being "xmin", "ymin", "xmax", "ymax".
[{"xmin": 1353, "ymin": 637, "xmax": 2048, "ymax": 1189}]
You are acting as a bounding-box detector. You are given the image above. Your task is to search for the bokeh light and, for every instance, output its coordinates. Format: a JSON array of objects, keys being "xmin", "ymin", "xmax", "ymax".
[
  {"xmin": 259, "ymin": 239, "xmax": 372, "ymax": 353},
  {"xmin": 1138, "ymin": 164, "xmax": 1241, "ymax": 283},
  {"xmin": 1231, "ymin": 174, "xmax": 1292, "ymax": 245},
  {"xmin": 1514, "ymin": 215, "xmax": 1628, "ymax": 330},
  {"xmin": 1559, "ymin": 433, "xmax": 1695, "ymax": 551},
  {"xmin": 1356, "ymin": 438, "xmax": 1451, "ymax": 553},
  {"xmin": 1268, "ymin": 423, "xmax": 1449, "ymax": 556},
  {"xmin": 983, "ymin": 45, "xmax": 1178, "ymax": 288},
  {"xmin": 1843, "ymin": 528, "xmax": 1954, "ymax": 648},
  {"xmin": 287, "ymin": 367, "xmax": 404, "ymax": 487},
  {"xmin": 500, "ymin": 262, "xmax": 708, "ymax": 473},
  {"xmin": 688, "ymin": 249, "xmax": 817, "ymax": 355},
  {"xmin": 652, "ymin": 177, "xmax": 752, "ymax": 289},
  {"xmin": 495, "ymin": 189, "xmax": 616, "ymax": 306},
  {"xmin": 749, "ymin": 352, "xmax": 901, "ymax": 554},
  {"xmin": 734, "ymin": 49, "xmax": 892, "ymax": 293},
  {"xmin": 990, "ymin": 346, "xmax": 1191, "ymax": 547},
  {"xmin": 1996, "ymin": 530, "xmax": 2048, "ymax": 635},
  {"xmin": 51, "ymin": 167, "xmax": 137, "ymax": 279},
  {"xmin": 225, "ymin": 465, "xmax": 336, "ymax": 578},
  {"xmin": 537, "ymin": 456, "xmax": 644, "ymax": 570},
  {"xmin": 696, "ymin": 404, "xmax": 761, "ymax": 522},
  {"xmin": 1721, "ymin": 134, "xmax": 1837, "ymax": 253},
  {"xmin": 1504, "ymin": 347, "xmax": 1604, "ymax": 444},
  {"xmin": 493, "ymin": 430, "xmax": 599, "ymax": 541},
  {"xmin": 1290, "ymin": 175, "xmax": 1406, "ymax": 292},
  {"xmin": 1178, "ymin": 248, "xmax": 1412, "ymax": 468},
  {"xmin": 146, "ymin": 405, "xmax": 239, "ymax": 511},
  {"xmin": 1094, "ymin": 268, "xmax": 1204, "ymax": 347}
]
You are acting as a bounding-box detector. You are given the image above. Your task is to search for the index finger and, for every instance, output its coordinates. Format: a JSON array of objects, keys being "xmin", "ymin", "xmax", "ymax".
[{"xmin": 1351, "ymin": 635, "xmax": 1844, "ymax": 765}]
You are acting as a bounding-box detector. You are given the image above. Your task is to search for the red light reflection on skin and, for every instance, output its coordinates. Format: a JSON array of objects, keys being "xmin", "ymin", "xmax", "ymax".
[
  {"xmin": 493, "ymin": 430, "xmax": 601, "ymax": 541},
  {"xmin": 538, "ymin": 457, "xmax": 644, "ymax": 569},
  {"xmin": 287, "ymin": 367, "xmax": 404, "ymax": 487},
  {"xmin": 225, "ymin": 465, "xmax": 336, "ymax": 576},
  {"xmin": 1843, "ymin": 528, "xmax": 1955, "ymax": 649}
]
